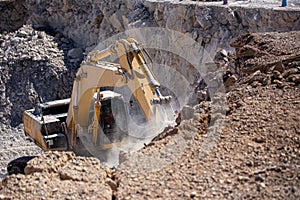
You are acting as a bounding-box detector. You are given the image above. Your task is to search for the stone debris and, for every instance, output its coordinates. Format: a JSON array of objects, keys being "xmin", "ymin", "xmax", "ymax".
[
  {"xmin": 25, "ymin": 151, "xmax": 76, "ymax": 175},
  {"xmin": 230, "ymin": 31, "xmax": 300, "ymax": 77},
  {"xmin": 67, "ymin": 48, "xmax": 83, "ymax": 59},
  {"xmin": 0, "ymin": 0, "xmax": 29, "ymax": 32},
  {"xmin": 181, "ymin": 105, "xmax": 195, "ymax": 120},
  {"xmin": 58, "ymin": 156, "xmax": 109, "ymax": 183},
  {"xmin": 0, "ymin": 152, "xmax": 113, "ymax": 200},
  {"xmin": 112, "ymin": 31, "xmax": 300, "ymax": 200}
]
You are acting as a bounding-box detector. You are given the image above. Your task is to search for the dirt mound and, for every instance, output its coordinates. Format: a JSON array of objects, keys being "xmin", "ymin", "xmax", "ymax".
[
  {"xmin": 231, "ymin": 31, "xmax": 300, "ymax": 76},
  {"xmin": 0, "ymin": 152, "xmax": 114, "ymax": 199},
  {"xmin": 114, "ymin": 85, "xmax": 299, "ymax": 200},
  {"xmin": 112, "ymin": 31, "xmax": 300, "ymax": 199}
]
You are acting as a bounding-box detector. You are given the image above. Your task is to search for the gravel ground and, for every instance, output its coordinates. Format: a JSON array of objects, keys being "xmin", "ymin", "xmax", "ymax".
[
  {"xmin": 0, "ymin": 125, "xmax": 41, "ymax": 178},
  {"xmin": 114, "ymin": 84, "xmax": 299, "ymax": 199},
  {"xmin": 0, "ymin": 0, "xmax": 299, "ymax": 195},
  {"xmin": 113, "ymin": 31, "xmax": 300, "ymax": 199}
]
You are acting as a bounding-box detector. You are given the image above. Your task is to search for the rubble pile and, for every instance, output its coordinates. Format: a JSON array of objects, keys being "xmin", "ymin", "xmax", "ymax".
[
  {"xmin": 0, "ymin": 152, "xmax": 114, "ymax": 200},
  {"xmin": 230, "ymin": 31, "xmax": 300, "ymax": 87},
  {"xmin": 0, "ymin": 25, "xmax": 81, "ymax": 126}
]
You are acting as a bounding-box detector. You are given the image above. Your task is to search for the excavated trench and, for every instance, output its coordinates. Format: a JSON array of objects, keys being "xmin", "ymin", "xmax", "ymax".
[{"xmin": 0, "ymin": 0, "xmax": 300, "ymax": 199}]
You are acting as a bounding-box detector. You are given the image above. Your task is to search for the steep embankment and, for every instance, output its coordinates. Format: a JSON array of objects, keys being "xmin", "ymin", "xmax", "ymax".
[{"xmin": 22, "ymin": 0, "xmax": 300, "ymax": 49}]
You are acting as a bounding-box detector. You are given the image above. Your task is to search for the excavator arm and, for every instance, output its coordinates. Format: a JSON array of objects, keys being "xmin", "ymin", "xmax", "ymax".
[
  {"xmin": 22, "ymin": 38, "xmax": 172, "ymax": 152},
  {"xmin": 66, "ymin": 38, "xmax": 171, "ymax": 148}
]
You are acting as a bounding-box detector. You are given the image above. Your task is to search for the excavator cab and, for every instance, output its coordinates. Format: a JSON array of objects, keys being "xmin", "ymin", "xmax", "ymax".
[
  {"xmin": 98, "ymin": 92, "xmax": 128, "ymax": 147},
  {"xmin": 87, "ymin": 90, "xmax": 128, "ymax": 150}
]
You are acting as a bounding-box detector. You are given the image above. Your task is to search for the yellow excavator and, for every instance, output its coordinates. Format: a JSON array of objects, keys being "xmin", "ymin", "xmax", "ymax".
[{"xmin": 7, "ymin": 38, "xmax": 172, "ymax": 174}]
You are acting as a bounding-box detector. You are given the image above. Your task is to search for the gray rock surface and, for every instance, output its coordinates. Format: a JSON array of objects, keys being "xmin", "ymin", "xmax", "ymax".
[
  {"xmin": 0, "ymin": 25, "xmax": 79, "ymax": 126},
  {"xmin": 0, "ymin": 0, "xmax": 29, "ymax": 32},
  {"xmin": 23, "ymin": 0, "xmax": 300, "ymax": 50},
  {"xmin": 67, "ymin": 48, "xmax": 83, "ymax": 59},
  {"xmin": 181, "ymin": 105, "xmax": 195, "ymax": 120}
]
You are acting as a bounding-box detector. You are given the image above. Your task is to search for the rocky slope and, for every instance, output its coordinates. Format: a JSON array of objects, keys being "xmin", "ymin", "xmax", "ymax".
[
  {"xmin": 0, "ymin": 25, "xmax": 80, "ymax": 126},
  {"xmin": 0, "ymin": 0, "xmax": 299, "ymax": 123},
  {"xmin": 113, "ymin": 31, "xmax": 300, "ymax": 199},
  {"xmin": 22, "ymin": 0, "xmax": 300, "ymax": 50},
  {"xmin": 0, "ymin": 31, "xmax": 299, "ymax": 199}
]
